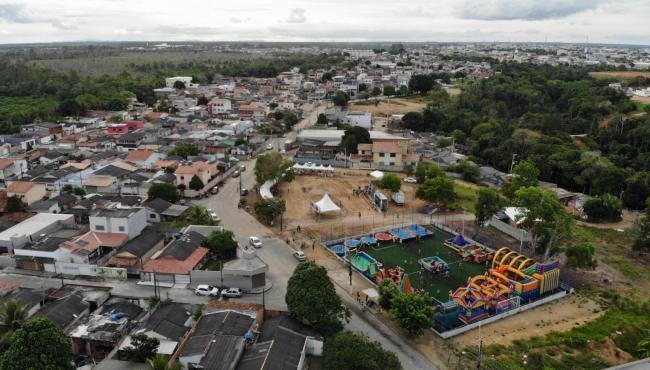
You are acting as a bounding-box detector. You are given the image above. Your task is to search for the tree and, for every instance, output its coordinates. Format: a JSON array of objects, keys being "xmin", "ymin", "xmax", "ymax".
[
  {"xmin": 416, "ymin": 177, "xmax": 456, "ymax": 209},
  {"xmin": 505, "ymin": 160, "xmax": 540, "ymax": 198},
  {"xmin": 186, "ymin": 205, "xmax": 215, "ymax": 226},
  {"xmin": 0, "ymin": 316, "xmax": 74, "ymax": 370},
  {"xmin": 0, "ymin": 299, "xmax": 27, "ymax": 346},
  {"xmin": 565, "ymin": 243, "xmax": 597, "ymax": 270},
  {"xmin": 321, "ymin": 72, "xmax": 333, "ymax": 82},
  {"xmin": 633, "ymin": 198, "xmax": 650, "ymax": 253},
  {"xmin": 255, "ymin": 152, "xmax": 292, "ymax": 185},
  {"xmin": 383, "ymin": 84, "xmax": 396, "ymax": 96},
  {"xmin": 378, "ymin": 279, "xmax": 400, "ymax": 310},
  {"xmin": 72, "ymin": 187, "xmax": 86, "ymax": 196},
  {"xmin": 341, "ymin": 126, "xmax": 371, "ymax": 154},
  {"xmin": 168, "ymin": 143, "xmax": 198, "ymax": 159},
  {"xmin": 371, "ymin": 86, "xmax": 382, "ymax": 97},
  {"xmin": 254, "ymin": 198, "xmax": 286, "ymax": 224},
  {"xmin": 121, "ymin": 333, "xmax": 160, "ymax": 362},
  {"xmin": 455, "ymin": 160, "xmax": 479, "ymax": 182},
  {"xmin": 197, "ymin": 96, "xmax": 208, "ymax": 105},
  {"xmin": 475, "ymin": 188, "xmax": 503, "ymax": 230},
  {"xmin": 282, "ymin": 111, "xmax": 299, "ymax": 128},
  {"xmin": 408, "ymin": 74, "xmax": 435, "ymax": 95},
  {"xmin": 62, "ymin": 184, "xmax": 73, "ymax": 193},
  {"xmin": 204, "ymin": 229, "xmax": 238, "ymax": 260},
  {"xmin": 403, "ymin": 163, "xmax": 414, "ymax": 177},
  {"xmin": 317, "ymin": 113, "xmax": 328, "ymax": 125},
  {"xmin": 4, "ymin": 196, "xmax": 26, "ymax": 213},
  {"xmin": 333, "ymin": 90, "xmax": 350, "ymax": 107},
  {"xmin": 146, "ymin": 354, "xmax": 182, "ymax": 370},
  {"xmin": 324, "ymin": 332, "xmax": 402, "ymax": 370},
  {"xmin": 638, "ymin": 331, "xmax": 650, "ymax": 358},
  {"xmin": 377, "ymin": 174, "xmax": 401, "ymax": 193},
  {"xmin": 583, "ymin": 194, "xmax": 623, "ymax": 222},
  {"xmin": 414, "ymin": 162, "xmax": 428, "ymax": 183},
  {"xmin": 514, "ymin": 186, "xmax": 574, "ymax": 259},
  {"xmin": 390, "ymin": 293, "xmax": 435, "ymax": 337},
  {"xmin": 425, "ymin": 163, "xmax": 444, "ymax": 179},
  {"xmin": 148, "ymin": 183, "xmax": 181, "ymax": 203},
  {"xmin": 173, "ymin": 80, "xmax": 186, "ymax": 89},
  {"xmin": 400, "ymin": 112, "xmax": 424, "ymax": 131},
  {"xmin": 285, "ymin": 262, "xmax": 350, "ymax": 337},
  {"xmin": 188, "ymin": 175, "xmax": 205, "ymax": 191}
]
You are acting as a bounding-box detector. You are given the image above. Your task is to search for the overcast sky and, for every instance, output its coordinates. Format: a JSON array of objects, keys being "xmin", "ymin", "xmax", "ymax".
[{"xmin": 0, "ymin": 0, "xmax": 649, "ymax": 45}]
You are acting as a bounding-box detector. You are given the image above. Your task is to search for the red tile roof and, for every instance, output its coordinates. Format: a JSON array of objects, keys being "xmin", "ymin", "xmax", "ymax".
[
  {"xmin": 141, "ymin": 247, "xmax": 208, "ymax": 274},
  {"xmin": 6, "ymin": 181, "xmax": 36, "ymax": 194},
  {"xmin": 126, "ymin": 150, "xmax": 154, "ymax": 162}
]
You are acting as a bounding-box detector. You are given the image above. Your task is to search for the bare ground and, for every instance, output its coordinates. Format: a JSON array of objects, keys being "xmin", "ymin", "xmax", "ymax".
[
  {"xmin": 589, "ymin": 71, "xmax": 650, "ymax": 80},
  {"xmin": 349, "ymin": 98, "xmax": 426, "ymax": 116}
]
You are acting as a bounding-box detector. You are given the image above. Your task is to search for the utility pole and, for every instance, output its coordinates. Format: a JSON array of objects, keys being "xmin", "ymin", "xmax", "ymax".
[{"xmin": 509, "ymin": 153, "xmax": 517, "ymax": 174}]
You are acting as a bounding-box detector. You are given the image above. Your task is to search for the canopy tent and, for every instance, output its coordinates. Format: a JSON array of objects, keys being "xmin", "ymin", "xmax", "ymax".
[
  {"xmin": 369, "ymin": 170, "xmax": 384, "ymax": 179},
  {"xmin": 260, "ymin": 179, "xmax": 277, "ymax": 199},
  {"xmin": 293, "ymin": 163, "xmax": 334, "ymax": 172},
  {"xmin": 311, "ymin": 193, "xmax": 341, "ymax": 214}
]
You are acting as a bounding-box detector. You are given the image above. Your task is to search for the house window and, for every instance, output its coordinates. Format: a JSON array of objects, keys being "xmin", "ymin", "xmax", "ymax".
[
  {"xmin": 180, "ymin": 176, "xmax": 184, "ymax": 180},
  {"xmin": 389, "ymin": 162, "xmax": 395, "ymax": 166},
  {"xmin": 95, "ymin": 225, "xmax": 105, "ymax": 231},
  {"xmin": 118, "ymin": 226, "xmax": 125, "ymax": 232},
  {"xmin": 390, "ymin": 153, "xmax": 396, "ymax": 158},
  {"xmin": 150, "ymin": 214, "xmax": 156, "ymax": 219}
]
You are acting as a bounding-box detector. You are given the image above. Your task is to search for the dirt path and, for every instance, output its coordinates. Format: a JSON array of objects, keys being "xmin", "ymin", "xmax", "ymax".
[{"xmin": 452, "ymin": 294, "xmax": 603, "ymax": 348}]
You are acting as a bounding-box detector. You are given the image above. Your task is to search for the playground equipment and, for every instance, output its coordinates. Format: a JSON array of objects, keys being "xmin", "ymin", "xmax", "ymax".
[
  {"xmin": 448, "ymin": 247, "xmax": 562, "ymax": 326},
  {"xmin": 360, "ymin": 236, "xmax": 378, "ymax": 246},
  {"xmin": 348, "ymin": 252, "xmax": 383, "ymax": 281},
  {"xmin": 445, "ymin": 234, "xmax": 474, "ymax": 251},
  {"xmin": 419, "ymin": 256, "xmax": 450, "ymax": 274},
  {"xmin": 374, "ymin": 232, "xmax": 394, "ymax": 242},
  {"xmin": 376, "ymin": 266, "xmax": 405, "ymax": 285},
  {"xmin": 460, "ymin": 245, "xmax": 494, "ymax": 264},
  {"xmin": 390, "ymin": 227, "xmax": 417, "ymax": 243}
]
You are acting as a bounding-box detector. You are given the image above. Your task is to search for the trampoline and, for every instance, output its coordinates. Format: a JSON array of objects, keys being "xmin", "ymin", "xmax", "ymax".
[
  {"xmin": 407, "ymin": 225, "xmax": 433, "ymax": 237},
  {"xmin": 375, "ymin": 233, "xmax": 394, "ymax": 241},
  {"xmin": 360, "ymin": 236, "xmax": 378, "ymax": 245},
  {"xmin": 390, "ymin": 228, "xmax": 416, "ymax": 241},
  {"xmin": 331, "ymin": 245, "xmax": 346, "ymax": 255},
  {"xmin": 345, "ymin": 239, "xmax": 361, "ymax": 249}
]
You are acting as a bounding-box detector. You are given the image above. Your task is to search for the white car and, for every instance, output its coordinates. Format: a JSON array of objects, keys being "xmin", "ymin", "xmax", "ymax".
[
  {"xmin": 194, "ymin": 285, "xmax": 219, "ymax": 297},
  {"xmin": 403, "ymin": 177, "xmax": 417, "ymax": 183},
  {"xmin": 266, "ymin": 143, "xmax": 274, "ymax": 150},
  {"xmin": 221, "ymin": 287, "xmax": 243, "ymax": 298},
  {"xmin": 293, "ymin": 251, "xmax": 307, "ymax": 262},
  {"xmin": 249, "ymin": 236, "xmax": 263, "ymax": 248},
  {"xmin": 210, "ymin": 212, "xmax": 220, "ymax": 222}
]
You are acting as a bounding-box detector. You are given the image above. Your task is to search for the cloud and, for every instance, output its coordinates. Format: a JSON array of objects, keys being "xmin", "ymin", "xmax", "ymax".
[
  {"xmin": 284, "ymin": 8, "xmax": 306, "ymax": 23},
  {"xmin": 229, "ymin": 17, "xmax": 242, "ymax": 23},
  {"xmin": 457, "ymin": 0, "xmax": 607, "ymax": 20},
  {"xmin": 0, "ymin": 3, "xmax": 34, "ymax": 23}
]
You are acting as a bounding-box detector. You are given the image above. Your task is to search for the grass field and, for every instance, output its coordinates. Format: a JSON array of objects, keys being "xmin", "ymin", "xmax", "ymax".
[
  {"xmin": 365, "ymin": 229, "xmax": 487, "ymax": 303},
  {"xmin": 589, "ymin": 71, "xmax": 650, "ymax": 80}
]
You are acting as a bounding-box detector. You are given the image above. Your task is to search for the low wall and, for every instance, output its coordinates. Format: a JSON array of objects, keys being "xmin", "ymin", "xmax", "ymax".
[
  {"xmin": 99, "ymin": 266, "xmax": 127, "ymax": 281},
  {"xmin": 488, "ymin": 217, "xmax": 532, "ymax": 242},
  {"xmin": 189, "ymin": 270, "xmax": 258, "ymax": 291},
  {"xmin": 434, "ymin": 290, "xmax": 570, "ymax": 338}
]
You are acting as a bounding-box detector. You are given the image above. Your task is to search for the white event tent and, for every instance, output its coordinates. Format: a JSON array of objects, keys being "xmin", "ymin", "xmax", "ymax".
[{"xmin": 311, "ymin": 193, "xmax": 341, "ymax": 214}]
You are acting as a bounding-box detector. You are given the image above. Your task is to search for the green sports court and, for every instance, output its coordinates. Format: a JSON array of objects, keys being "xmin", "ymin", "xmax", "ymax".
[{"xmin": 365, "ymin": 228, "xmax": 489, "ymax": 304}]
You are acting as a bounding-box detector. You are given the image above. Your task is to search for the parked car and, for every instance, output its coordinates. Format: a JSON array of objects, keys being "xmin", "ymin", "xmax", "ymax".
[
  {"xmin": 240, "ymin": 165, "xmax": 246, "ymax": 172},
  {"xmin": 266, "ymin": 143, "xmax": 274, "ymax": 150},
  {"xmin": 194, "ymin": 285, "xmax": 220, "ymax": 297},
  {"xmin": 240, "ymin": 188, "xmax": 248, "ymax": 196},
  {"xmin": 293, "ymin": 251, "xmax": 307, "ymax": 262},
  {"xmin": 232, "ymin": 170, "xmax": 240, "ymax": 178},
  {"xmin": 221, "ymin": 287, "xmax": 242, "ymax": 298},
  {"xmin": 249, "ymin": 236, "xmax": 262, "ymax": 248},
  {"xmin": 210, "ymin": 212, "xmax": 220, "ymax": 222},
  {"xmin": 403, "ymin": 177, "xmax": 417, "ymax": 183},
  {"xmin": 211, "ymin": 186, "xmax": 219, "ymax": 194}
]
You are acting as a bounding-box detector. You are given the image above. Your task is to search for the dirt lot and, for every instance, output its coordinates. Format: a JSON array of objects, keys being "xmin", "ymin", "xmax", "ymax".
[
  {"xmin": 276, "ymin": 169, "xmax": 426, "ymax": 227},
  {"xmin": 589, "ymin": 71, "xmax": 650, "ymax": 80},
  {"xmin": 452, "ymin": 294, "xmax": 603, "ymax": 347},
  {"xmin": 349, "ymin": 98, "xmax": 426, "ymax": 116},
  {"xmin": 632, "ymin": 96, "xmax": 650, "ymax": 104}
]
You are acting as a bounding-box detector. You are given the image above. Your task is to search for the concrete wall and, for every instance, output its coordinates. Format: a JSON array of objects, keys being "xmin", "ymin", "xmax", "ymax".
[
  {"xmin": 52, "ymin": 261, "xmax": 99, "ymax": 276},
  {"xmin": 99, "ymin": 266, "xmax": 127, "ymax": 281},
  {"xmin": 488, "ymin": 216, "xmax": 533, "ymax": 242},
  {"xmin": 189, "ymin": 270, "xmax": 263, "ymax": 291}
]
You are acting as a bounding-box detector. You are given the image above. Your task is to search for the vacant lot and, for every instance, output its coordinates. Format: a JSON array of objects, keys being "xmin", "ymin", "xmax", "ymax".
[
  {"xmin": 632, "ymin": 96, "xmax": 650, "ymax": 105},
  {"xmin": 349, "ymin": 98, "xmax": 426, "ymax": 116},
  {"xmin": 589, "ymin": 71, "xmax": 650, "ymax": 80}
]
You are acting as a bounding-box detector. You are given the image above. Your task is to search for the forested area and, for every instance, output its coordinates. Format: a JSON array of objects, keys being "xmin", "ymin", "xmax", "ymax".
[
  {"xmin": 403, "ymin": 63, "xmax": 650, "ymax": 209},
  {"xmin": 0, "ymin": 52, "xmax": 344, "ymax": 133}
]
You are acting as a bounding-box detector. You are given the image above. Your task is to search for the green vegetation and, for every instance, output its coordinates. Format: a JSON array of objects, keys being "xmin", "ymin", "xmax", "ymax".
[
  {"xmin": 204, "ymin": 229, "xmax": 238, "ymax": 262},
  {"xmin": 633, "ymin": 198, "xmax": 650, "ymax": 253},
  {"xmin": 0, "ymin": 316, "xmax": 74, "ymax": 370},
  {"xmin": 323, "ymin": 332, "xmax": 402, "ymax": 370},
  {"xmin": 565, "ymin": 243, "xmax": 598, "ymax": 270},
  {"xmin": 390, "ymin": 293, "xmax": 435, "ymax": 337},
  {"xmin": 4, "ymin": 196, "xmax": 26, "ymax": 213},
  {"xmin": 0, "ymin": 96, "xmax": 59, "ymax": 132},
  {"xmin": 341, "ymin": 126, "xmax": 371, "ymax": 154},
  {"xmin": 167, "ymin": 142, "xmax": 198, "ymax": 159},
  {"xmin": 583, "ymin": 194, "xmax": 623, "ymax": 222},
  {"xmin": 378, "ymin": 280, "xmax": 400, "ymax": 310},
  {"xmin": 333, "ymin": 90, "xmax": 350, "ymax": 107},
  {"xmin": 285, "ymin": 262, "xmax": 350, "ymax": 337},
  {"xmin": 121, "ymin": 333, "xmax": 160, "ymax": 363},
  {"xmin": 416, "ymin": 177, "xmax": 456, "ymax": 209},
  {"xmin": 254, "ymin": 151, "xmax": 293, "ymax": 185},
  {"xmin": 147, "ymin": 182, "xmax": 181, "ymax": 203},
  {"xmin": 401, "ymin": 63, "xmax": 650, "ymax": 210},
  {"xmin": 475, "ymin": 187, "xmax": 504, "ymax": 230},
  {"xmin": 254, "ymin": 198, "xmax": 286, "ymax": 225},
  {"xmin": 146, "ymin": 354, "xmax": 182, "ymax": 370},
  {"xmin": 377, "ymin": 173, "xmax": 401, "ymax": 193},
  {"xmin": 185, "ymin": 205, "xmax": 217, "ymax": 226},
  {"xmin": 188, "ymin": 175, "xmax": 204, "ymax": 191}
]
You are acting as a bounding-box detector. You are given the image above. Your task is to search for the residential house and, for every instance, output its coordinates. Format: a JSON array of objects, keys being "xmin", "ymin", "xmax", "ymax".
[
  {"xmin": 178, "ymin": 310, "xmax": 255, "ymax": 369},
  {"xmin": 116, "ymin": 132, "xmax": 145, "ymax": 151},
  {"xmin": 105, "ymin": 227, "xmax": 166, "ymax": 276},
  {"xmin": 89, "ymin": 208, "xmax": 147, "ymax": 240},
  {"xmin": 0, "ymin": 288, "xmax": 44, "ymax": 317},
  {"xmin": 144, "ymin": 198, "xmax": 189, "ymax": 223},
  {"xmin": 6, "ymin": 181, "xmax": 47, "ymax": 205},
  {"xmin": 341, "ymin": 111, "xmax": 372, "ymax": 129},
  {"xmin": 38, "ymin": 293, "xmax": 90, "ymax": 331},
  {"xmin": 69, "ymin": 300, "xmax": 145, "ymax": 361},
  {"xmin": 140, "ymin": 231, "xmax": 208, "ymax": 284},
  {"xmin": 118, "ymin": 303, "xmax": 193, "ymax": 358},
  {"xmin": 125, "ymin": 150, "xmax": 164, "ymax": 170},
  {"xmin": 175, "ymin": 161, "xmax": 218, "ymax": 193},
  {"xmin": 0, "ymin": 212, "xmax": 75, "ymax": 254},
  {"xmin": 59, "ymin": 230, "xmax": 129, "ymax": 265},
  {"xmin": 0, "ymin": 158, "xmax": 20, "ymax": 186},
  {"xmin": 208, "ymin": 98, "xmax": 233, "ymax": 116}
]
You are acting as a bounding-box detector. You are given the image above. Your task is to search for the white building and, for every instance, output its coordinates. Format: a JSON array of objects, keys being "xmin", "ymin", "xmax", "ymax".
[
  {"xmin": 165, "ymin": 77, "xmax": 198, "ymax": 89},
  {"xmin": 342, "ymin": 111, "xmax": 372, "ymax": 129},
  {"xmin": 0, "ymin": 213, "xmax": 75, "ymax": 255},
  {"xmin": 89, "ymin": 208, "xmax": 147, "ymax": 240}
]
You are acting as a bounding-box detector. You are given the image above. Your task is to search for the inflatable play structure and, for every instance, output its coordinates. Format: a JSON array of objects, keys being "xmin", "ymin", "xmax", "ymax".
[
  {"xmin": 376, "ymin": 267, "xmax": 412, "ymax": 294},
  {"xmin": 348, "ymin": 252, "xmax": 383, "ymax": 281},
  {"xmin": 448, "ymin": 247, "xmax": 561, "ymax": 325},
  {"xmin": 419, "ymin": 256, "xmax": 450, "ymax": 274},
  {"xmin": 445, "ymin": 234, "xmax": 494, "ymax": 264}
]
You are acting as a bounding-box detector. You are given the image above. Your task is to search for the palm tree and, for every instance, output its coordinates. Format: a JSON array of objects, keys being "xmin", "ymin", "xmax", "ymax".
[
  {"xmin": 638, "ymin": 331, "xmax": 650, "ymax": 358},
  {"xmin": 146, "ymin": 354, "xmax": 181, "ymax": 370},
  {"xmin": 0, "ymin": 299, "xmax": 28, "ymax": 345}
]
